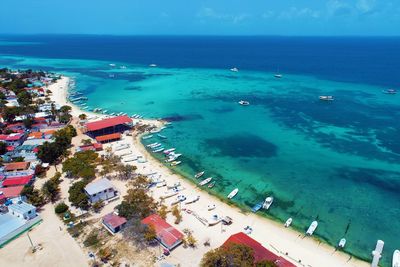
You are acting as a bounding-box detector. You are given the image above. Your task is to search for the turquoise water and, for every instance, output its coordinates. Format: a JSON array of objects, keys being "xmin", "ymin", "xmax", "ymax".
[{"xmin": 1, "ymin": 55, "xmax": 399, "ymax": 266}]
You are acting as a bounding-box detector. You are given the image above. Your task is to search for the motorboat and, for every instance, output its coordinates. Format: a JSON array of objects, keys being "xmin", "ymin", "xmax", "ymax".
[
  {"xmin": 383, "ymin": 89, "xmax": 397, "ymax": 94},
  {"xmin": 184, "ymin": 195, "xmax": 200, "ymax": 204},
  {"xmin": 146, "ymin": 142, "xmax": 160, "ymax": 148},
  {"xmin": 230, "ymin": 67, "xmax": 239, "ymax": 72},
  {"xmin": 306, "ymin": 221, "xmax": 318, "ymax": 235},
  {"xmin": 152, "ymin": 147, "xmax": 164, "ymax": 153},
  {"xmin": 319, "ymin": 95, "xmax": 334, "ymax": 101},
  {"xmin": 208, "ymin": 181, "xmax": 216, "ymax": 188},
  {"xmin": 262, "ymin": 196, "xmax": 274, "ymax": 210},
  {"xmin": 167, "ymin": 182, "xmax": 180, "ymax": 189},
  {"xmin": 393, "ymin": 250, "xmax": 400, "ymax": 267},
  {"xmin": 149, "ymin": 64, "xmax": 157, "ymax": 67},
  {"xmin": 170, "ymin": 161, "xmax": 181, "ymax": 166},
  {"xmin": 338, "ymin": 238, "xmax": 346, "ymax": 248},
  {"xmin": 227, "ymin": 188, "xmax": 239, "ymax": 199},
  {"xmin": 199, "ymin": 177, "xmax": 212, "ymax": 186},
  {"xmin": 195, "ymin": 171, "xmax": 205, "ymax": 179},
  {"xmin": 372, "ymin": 240, "xmax": 384, "ymax": 267},
  {"xmin": 207, "ymin": 214, "xmax": 222, "ymax": 226},
  {"xmin": 157, "ymin": 134, "xmax": 167, "ymax": 139},
  {"xmin": 251, "ymin": 202, "xmax": 263, "ymax": 213},
  {"xmin": 284, "ymin": 218, "xmax": 293, "ymax": 228},
  {"xmin": 274, "ymin": 74, "xmax": 282, "ymax": 78},
  {"xmin": 163, "ymin": 148, "xmax": 176, "ymax": 154},
  {"xmin": 161, "ymin": 190, "xmax": 178, "ymax": 199},
  {"xmin": 238, "ymin": 100, "xmax": 250, "ymax": 106},
  {"xmin": 171, "ymin": 195, "xmax": 186, "ymax": 205},
  {"xmin": 207, "ymin": 204, "xmax": 216, "ymax": 211},
  {"xmin": 109, "ymin": 63, "xmax": 116, "ymax": 67},
  {"xmin": 156, "ymin": 181, "xmax": 166, "ymax": 188}
]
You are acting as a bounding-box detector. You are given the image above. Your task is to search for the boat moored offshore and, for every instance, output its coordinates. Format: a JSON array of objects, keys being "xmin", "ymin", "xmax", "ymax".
[
  {"xmin": 262, "ymin": 196, "xmax": 274, "ymax": 210},
  {"xmin": 195, "ymin": 171, "xmax": 205, "ymax": 179},
  {"xmin": 227, "ymin": 188, "xmax": 239, "ymax": 199},
  {"xmin": 338, "ymin": 238, "xmax": 346, "ymax": 248},
  {"xmin": 284, "ymin": 218, "xmax": 293, "ymax": 228},
  {"xmin": 306, "ymin": 221, "xmax": 318, "ymax": 235},
  {"xmin": 319, "ymin": 95, "xmax": 334, "ymax": 101},
  {"xmin": 199, "ymin": 177, "xmax": 212, "ymax": 186},
  {"xmin": 393, "ymin": 250, "xmax": 400, "ymax": 267},
  {"xmin": 238, "ymin": 100, "xmax": 250, "ymax": 106}
]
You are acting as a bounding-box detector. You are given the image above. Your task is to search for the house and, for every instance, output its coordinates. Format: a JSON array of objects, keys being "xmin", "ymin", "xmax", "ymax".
[
  {"xmin": 3, "ymin": 162, "xmax": 30, "ymax": 172},
  {"xmin": 84, "ymin": 116, "xmax": 133, "ymax": 137},
  {"xmin": 0, "ymin": 186, "xmax": 24, "ymax": 204},
  {"xmin": 102, "ymin": 212, "xmax": 127, "ymax": 234},
  {"xmin": 141, "ymin": 214, "xmax": 184, "ymax": 251},
  {"xmin": 95, "ymin": 133, "xmax": 121, "ymax": 143},
  {"xmin": 77, "ymin": 143, "xmax": 103, "ymax": 152},
  {"xmin": 0, "ymin": 133, "xmax": 26, "ymax": 146},
  {"xmin": 222, "ymin": 232, "xmax": 296, "ymax": 267},
  {"xmin": 1, "ymin": 175, "xmax": 34, "ymax": 187},
  {"xmin": 84, "ymin": 178, "xmax": 118, "ymax": 203},
  {"xmin": 8, "ymin": 200, "xmax": 37, "ymax": 220}
]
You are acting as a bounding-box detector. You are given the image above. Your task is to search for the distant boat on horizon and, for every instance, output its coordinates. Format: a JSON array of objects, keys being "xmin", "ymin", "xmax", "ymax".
[
  {"xmin": 238, "ymin": 100, "xmax": 250, "ymax": 106},
  {"xmin": 230, "ymin": 67, "xmax": 239, "ymax": 72},
  {"xmin": 383, "ymin": 88, "xmax": 397, "ymax": 94},
  {"xmin": 149, "ymin": 64, "xmax": 157, "ymax": 67},
  {"xmin": 274, "ymin": 73, "xmax": 282, "ymax": 78},
  {"xmin": 319, "ymin": 95, "xmax": 334, "ymax": 101}
]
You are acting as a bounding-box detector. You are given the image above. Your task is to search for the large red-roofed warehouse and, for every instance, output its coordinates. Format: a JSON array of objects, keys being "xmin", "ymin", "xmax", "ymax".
[
  {"xmin": 84, "ymin": 116, "xmax": 133, "ymax": 137},
  {"xmin": 141, "ymin": 214, "xmax": 184, "ymax": 251},
  {"xmin": 223, "ymin": 232, "xmax": 296, "ymax": 267}
]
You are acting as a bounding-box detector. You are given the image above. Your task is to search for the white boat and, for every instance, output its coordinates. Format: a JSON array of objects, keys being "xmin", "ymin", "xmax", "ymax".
[
  {"xmin": 372, "ymin": 240, "xmax": 384, "ymax": 267},
  {"xmin": 163, "ymin": 148, "xmax": 176, "ymax": 154},
  {"xmin": 171, "ymin": 195, "xmax": 186, "ymax": 205},
  {"xmin": 238, "ymin": 100, "xmax": 250, "ymax": 106},
  {"xmin": 227, "ymin": 188, "xmax": 239, "ymax": 199},
  {"xmin": 185, "ymin": 195, "xmax": 200, "ymax": 204},
  {"xmin": 393, "ymin": 250, "xmax": 400, "ymax": 267},
  {"xmin": 156, "ymin": 182, "xmax": 167, "ymax": 188},
  {"xmin": 146, "ymin": 142, "xmax": 160, "ymax": 148},
  {"xmin": 120, "ymin": 65, "xmax": 127, "ymax": 69},
  {"xmin": 109, "ymin": 63, "xmax": 116, "ymax": 67},
  {"xmin": 152, "ymin": 147, "xmax": 164, "ymax": 153},
  {"xmin": 149, "ymin": 64, "xmax": 157, "ymax": 67},
  {"xmin": 161, "ymin": 190, "xmax": 178, "ymax": 199},
  {"xmin": 170, "ymin": 161, "xmax": 181, "ymax": 166},
  {"xmin": 284, "ymin": 218, "xmax": 292, "ymax": 228},
  {"xmin": 167, "ymin": 182, "xmax": 181, "ymax": 189},
  {"xmin": 230, "ymin": 67, "xmax": 239, "ymax": 72},
  {"xmin": 306, "ymin": 221, "xmax": 318, "ymax": 235},
  {"xmin": 319, "ymin": 95, "xmax": 334, "ymax": 101},
  {"xmin": 199, "ymin": 177, "xmax": 212, "ymax": 186},
  {"xmin": 207, "ymin": 214, "xmax": 221, "ymax": 226},
  {"xmin": 157, "ymin": 134, "xmax": 167, "ymax": 139},
  {"xmin": 195, "ymin": 171, "xmax": 205, "ymax": 179},
  {"xmin": 262, "ymin": 196, "xmax": 274, "ymax": 210},
  {"xmin": 274, "ymin": 74, "xmax": 282, "ymax": 78},
  {"xmin": 338, "ymin": 238, "xmax": 346, "ymax": 248},
  {"xmin": 207, "ymin": 204, "xmax": 216, "ymax": 211}
]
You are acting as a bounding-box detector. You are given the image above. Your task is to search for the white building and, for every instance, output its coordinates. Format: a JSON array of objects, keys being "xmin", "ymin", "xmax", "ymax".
[
  {"xmin": 8, "ymin": 200, "xmax": 37, "ymax": 220},
  {"xmin": 84, "ymin": 178, "xmax": 118, "ymax": 203}
]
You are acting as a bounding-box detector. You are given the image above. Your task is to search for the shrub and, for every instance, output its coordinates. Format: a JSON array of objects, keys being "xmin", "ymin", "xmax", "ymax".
[{"xmin": 55, "ymin": 202, "xmax": 69, "ymax": 214}]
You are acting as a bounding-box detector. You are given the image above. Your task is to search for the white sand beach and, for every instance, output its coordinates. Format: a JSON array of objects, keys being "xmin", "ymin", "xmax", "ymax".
[{"xmin": 32, "ymin": 76, "xmax": 369, "ymax": 267}]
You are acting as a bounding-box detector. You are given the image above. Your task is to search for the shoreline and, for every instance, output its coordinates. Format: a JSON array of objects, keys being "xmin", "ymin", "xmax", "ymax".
[{"xmin": 49, "ymin": 75, "xmax": 369, "ymax": 267}]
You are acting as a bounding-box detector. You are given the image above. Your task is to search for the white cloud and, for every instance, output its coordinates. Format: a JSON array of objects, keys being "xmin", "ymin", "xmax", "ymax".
[
  {"xmin": 197, "ymin": 7, "xmax": 250, "ymax": 24},
  {"xmin": 356, "ymin": 0, "xmax": 376, "ymax": 13},
  {"xmin": 278, "ymin": 7, "xmax": 320, "ymax": 19}
]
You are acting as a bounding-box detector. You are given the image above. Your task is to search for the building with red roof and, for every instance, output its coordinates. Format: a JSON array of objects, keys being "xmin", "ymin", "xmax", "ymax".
[
  {"xmin": 141, "ymin": 214, "xmax": 184, "ymax": 250},
  {"xmin": 2, "ymin": 175, "xmax": 34, "ymax": 187},
  {"xmin": 3, "ymin": 162, "xmax": 30, "ymax": 172},
  {"xmin": 77, "ymin": 143, "xmax": 103, "ymax": 152},
  {"xmin": 222, "ymin": 232, "xmax": 296, "ymax": 267},
  {"xmin": 95, "ymin": 133, "xmax": 121, "ymax": 143},
  {"xmin": 84, "ymin": 116, "xmax": 132, "ymax": 137},
  {"xmin": 0, "ymin": 185, "xmax": 24, "ymax": 203},
  {"xmin": 102, "ymin": 213, "xmax": 127, "ymax": 234},
  {"xmin": 0, "ymin": 133, "xmax": 26, "ymax": 146}
]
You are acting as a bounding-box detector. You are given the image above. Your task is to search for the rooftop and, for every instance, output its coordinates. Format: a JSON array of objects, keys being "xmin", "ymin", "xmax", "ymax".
[
  {"xmin": 8, "ymin": 201, "xmax": 36, "ymax": 214},
  {"xmin": 4, "ymin": 162, "xmax": 30, "ymax": 172},
  {"xmin": 95, "ymin": 133, "xmax": 121, "ymax": 142},
  {"xmin": 84, "ymin": 178, "xmax": 114, "ymax": 195},
  {"xmin": 85, "ymin": 116, "xmax": 132, "ymax": 132},
  {"xmin": 2, "ymin": 175, "xmax": 34, "ymax": 187},
  {"xmin": 103, "ymin": 213, "xmax": 127, "ymax": 229}
]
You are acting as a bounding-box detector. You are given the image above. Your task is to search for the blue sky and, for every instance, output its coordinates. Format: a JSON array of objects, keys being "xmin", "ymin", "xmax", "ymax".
[{"xmin": 1, "ymin": 0, "xmax": 399, "ymax": 35}]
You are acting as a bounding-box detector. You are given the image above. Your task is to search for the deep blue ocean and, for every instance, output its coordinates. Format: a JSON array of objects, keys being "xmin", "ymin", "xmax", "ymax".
[{"xmin": 1, "ymin": 35, "xmax": 399, "ymax": 266}]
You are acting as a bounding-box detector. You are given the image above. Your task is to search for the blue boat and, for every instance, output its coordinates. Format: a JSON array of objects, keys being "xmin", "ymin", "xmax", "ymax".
[{"xmin": 251, "ymin": 202, "xmax": 263, "ymax": 213}]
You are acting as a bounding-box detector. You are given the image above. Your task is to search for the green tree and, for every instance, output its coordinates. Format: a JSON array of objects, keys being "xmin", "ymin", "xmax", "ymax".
[
  {"xmin": 17, "ymin": 90, "xmax": 32, "ymax": 106},
  {"xmin": 62, "ymin": 150, "xmax": 98, "ymax": 180},
  {"xmin": 68, "ymin": 180, "xmax": 89, "ymax": 209},
  {"xmin": 55, "ymin": 202, "xmax": 69, "ymax": 214},
  {"xmin": 78, "ymin": 113, "xmax": 87, "ymax": 120},
  {"xmin": 143, "ymin": 224, "xmax": 157, "ymax": 242},
  {"xmin": 201, "ymin": 244, "xmax": 255, "ymax": 267},
  {"xmin": 255, "ymin": 260, "xmax": 278, "ymax": 267},
  {"xmin": 116, "ymin": 164, "xmax": 137, "ymax": 180},
  {"xmin": 21, "ymin": 185, "xmax": 45, "ymax": 207},
  {"xmin": 42, "ymin": 172, "xmax": 61, "ymax": 202}
]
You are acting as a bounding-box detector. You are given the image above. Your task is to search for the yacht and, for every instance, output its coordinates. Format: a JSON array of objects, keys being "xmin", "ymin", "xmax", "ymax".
[
  {"xmin": 195, "ymin": 171, "xmax": 205, "ymax": 179},
  {"xmin": 199, "ymin": 177, "xmax": 212, "ymax": 186},
  {"xmin": 262, "ymin": 196, "xmax": 274, "ymax": 210},
  {"xmin": 319, "ymin": 95, "xmax": 334, "ymax": 101},
  {"xmin": 393, "ymin": 250, "xmax": 400, "ymax": 267},
  {"xmin": 238, "ymin": 100, "xmax": 250, "ymax": 106},
  {"xmin": 338, "ymin": 238, "xmax": 346, "ymax": 248},
  {"xmin": 383, "ymin": 89, "xmax": 397, "ymax": 95},
  {"xmin": 227, "ymin": 188, "xmax": 239, "ymax": 199},
  {"xmin": 306, "ymin": 221, "xmax": 318, "ymax": 235},
  {"xmin": 230, "ymin": 67, "xmax": 239, "ymax": 72},
  {"xmin": 284, "ymin": 218, "xmax": 292, "ymax": 228}
]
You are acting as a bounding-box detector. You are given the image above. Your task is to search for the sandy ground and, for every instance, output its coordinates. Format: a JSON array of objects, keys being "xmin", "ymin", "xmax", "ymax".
[{"xmin": 1, "ymin": 76, "xmax": 370, "ymax": 267}]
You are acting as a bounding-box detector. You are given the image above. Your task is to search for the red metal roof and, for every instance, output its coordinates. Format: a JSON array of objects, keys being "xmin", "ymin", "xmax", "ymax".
[
  {"xmin": 85, "ymin": 116, "xmax": 132, "ymax": 132},
  {"xmin": 141, "ymin": 214, "xmax": 184, "ymax": 249},
  {"xmin": 95, "ymin": 133, "xmax": 121, "ymax": 142},
  {"xmin": 103, "ymin": 213, "xmax": 127, "ymax": 229},
  {"xmin": 0, "ymin": 185, "xmax": 24, "ymax": 198},
  {"xmin": 4, "ymin": 162, "xmax": 30, "ymax": 172},
  {"xmin": 223, "ymin": 232, "xmax": 296, "ymax": 267},
  {"xmin": 0, "ymin": 133, "xmax": 24, "ymax": 141},
  {"xmin": 2, "ymin": 175, "xmax": 34, "ymax": 187}
]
